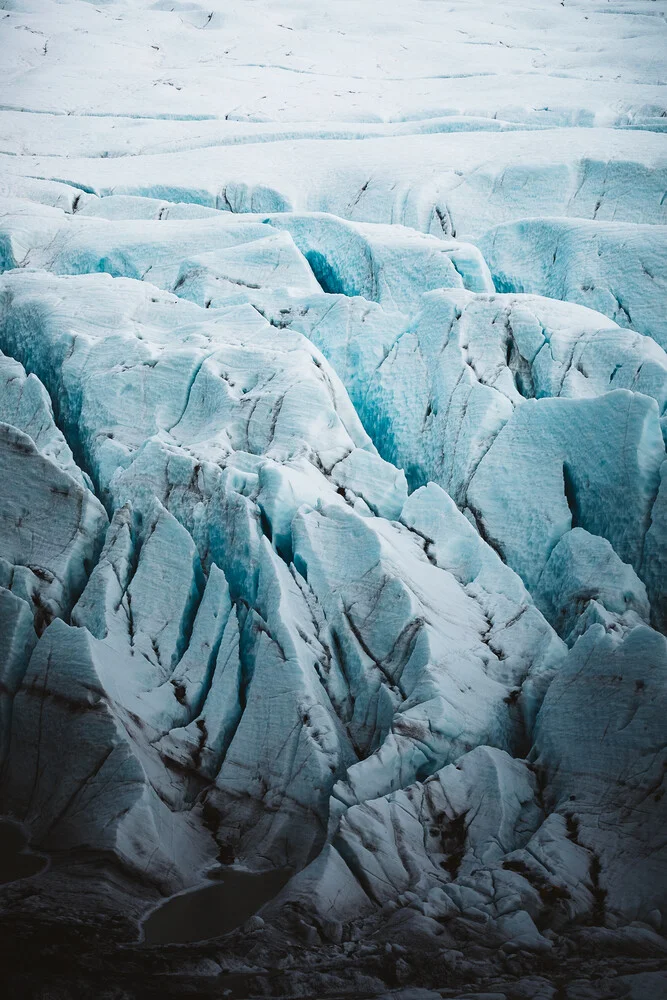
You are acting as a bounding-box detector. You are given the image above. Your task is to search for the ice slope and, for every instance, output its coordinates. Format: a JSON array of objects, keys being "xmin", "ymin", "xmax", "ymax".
[
  {"xmin": 0, "ymin": 0, "xmax": 666, "ymax": 996},
  {"xmin": 478, "ymin": 218, "xmax": 667, "ymax": 351}
]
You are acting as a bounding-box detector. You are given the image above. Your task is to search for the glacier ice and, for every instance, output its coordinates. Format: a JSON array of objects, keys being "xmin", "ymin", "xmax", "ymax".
[
  {"xmin": 0, "ymin": 1, "xmax": 666, "ymax": 997},
  {"xmin": 478, "ymin": 219, "xmax": 667, "ymax": 351},
  {"xmin": 0, "ymin": 421, "xmax": 107, "ymax": 631}
]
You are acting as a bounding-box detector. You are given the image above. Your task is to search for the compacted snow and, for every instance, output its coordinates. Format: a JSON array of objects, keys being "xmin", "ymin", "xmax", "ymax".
[{"xmin": 0, "ymin": 2, "xmax": 666, "ymax": 997}]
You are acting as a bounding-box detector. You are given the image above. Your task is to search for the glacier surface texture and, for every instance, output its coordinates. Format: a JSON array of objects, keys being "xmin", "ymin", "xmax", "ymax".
[{"xmin": 0, "ymin": 1, "xmax": 666, "ymax": 998}]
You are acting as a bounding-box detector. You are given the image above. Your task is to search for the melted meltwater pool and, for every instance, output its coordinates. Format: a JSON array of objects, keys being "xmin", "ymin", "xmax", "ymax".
[{"xmin": 141, "ymin": 867, "xmax": 292, "ymax": 945}]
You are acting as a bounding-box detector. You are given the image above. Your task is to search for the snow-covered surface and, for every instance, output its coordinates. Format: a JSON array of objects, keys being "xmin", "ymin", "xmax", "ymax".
[
  {"xmin": 0, "ymin": 1, "xmax": 666, "ymax": 996},
  {"xmin": 2, "ymin": 0, "xmax": 666, "ymax": 125}
]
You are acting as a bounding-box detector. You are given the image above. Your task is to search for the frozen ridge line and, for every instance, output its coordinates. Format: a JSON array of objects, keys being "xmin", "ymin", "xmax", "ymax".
[{"xmin": 0, "ymin": 2, "xmax": 666, "ymax": 998}]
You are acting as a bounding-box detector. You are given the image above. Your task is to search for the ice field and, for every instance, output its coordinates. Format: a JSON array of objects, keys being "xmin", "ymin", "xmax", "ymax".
[{"xmin": 0, "ymin": 2, "xmax": 666, "ymax": 997}]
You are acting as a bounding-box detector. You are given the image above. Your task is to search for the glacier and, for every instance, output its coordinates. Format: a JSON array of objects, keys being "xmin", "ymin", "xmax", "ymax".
[{"xmin": 0, "ymin": 1, "xmax": 666, "ymax": 998}]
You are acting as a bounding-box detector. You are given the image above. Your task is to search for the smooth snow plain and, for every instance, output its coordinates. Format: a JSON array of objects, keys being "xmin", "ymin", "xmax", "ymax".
[{"xmin": 0, "ymin": 1, "xmax": 666, "ymax": 997}]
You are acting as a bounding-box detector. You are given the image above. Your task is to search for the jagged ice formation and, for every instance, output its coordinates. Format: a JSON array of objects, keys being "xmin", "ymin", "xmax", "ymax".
[{"xmin": 0, "ymin": 2, "xmax": 666, "ymax": 998}]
